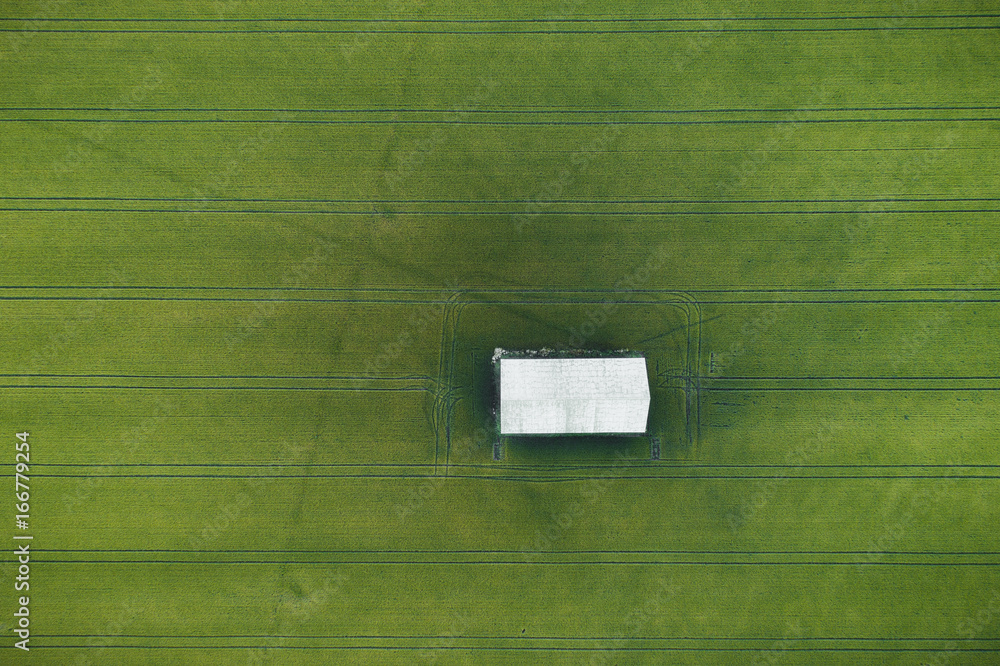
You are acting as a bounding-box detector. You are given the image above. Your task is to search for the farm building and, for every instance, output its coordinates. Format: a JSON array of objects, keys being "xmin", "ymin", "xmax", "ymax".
[{"xmin": 495, "ymin": 352, "xmax": 650, "ymax": 435}]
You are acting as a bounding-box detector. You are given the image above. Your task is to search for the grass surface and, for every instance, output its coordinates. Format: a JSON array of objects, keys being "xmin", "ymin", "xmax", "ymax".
[{"xmin": 2, "ymin": 1, "xmax": 1000, "ymax": 663}]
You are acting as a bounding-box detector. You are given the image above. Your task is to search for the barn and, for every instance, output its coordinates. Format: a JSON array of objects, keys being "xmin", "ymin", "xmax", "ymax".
[{"xmin": 495, "ymin": 351, "xmax": 651, "ymax": 435}]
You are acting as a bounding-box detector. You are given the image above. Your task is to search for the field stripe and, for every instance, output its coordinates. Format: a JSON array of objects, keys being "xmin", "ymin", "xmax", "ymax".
[
  {"xmin": 4, "ymin": 118, "xmax": 999, "ymax": 125},
  {"xmin": 25, "ymin": 645, "xmax": 1000, "ymax": 652},
  {"xmin": 3, "ymin": 14, "xmax": 999, "ymax": 22},
  {"xmin": 28, "ymin": 473, "xmax": 1000, "ymax": 479},
  {"xmin": 3, "ymin": 105, "xmax": 1000, "ymax": 112},
  {"xmin": 2, "ymin": 196, "xmax": 999, "ymax": 202},
  {"xmin": 2, "ymin": 26, "xmax": 998, "ymax": 34}
]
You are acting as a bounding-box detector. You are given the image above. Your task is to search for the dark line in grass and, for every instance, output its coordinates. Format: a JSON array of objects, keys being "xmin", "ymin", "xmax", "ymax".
[
  {"xmin": 693, "ymin": 299, "xmax": 1000, "ymax": 304},
  {"xmin": 32, "ymin": 633, "xmax": 1000, "ymax": 641},
  {"xmin": 31, "ymin": 549, "xmax": 1000, "ymax": 554},
  {"xmin": 5, "ymin": 297, "xmax": 1000, "ymax": 305},
  {"xmin": 704, "ymin": 375, "xmax": 1000, "ymax": 380},
  {"xmin": 2, "ymin": 117, "xmax": 999, "ymax": 124},
  {"xmin": 0, "ymin": 385, "xmax": 428, "ymax": 391},
  {"xmin": 1, "ymin": 26, "xmax": 997, "ymax": 34},
  {"xmin": 31, "ymin": 464, "xmax": 1000, "ymax": 470},
  {"xmin": 0, "ymin": 373, "xmax": 427, "ymax": 379},
  {"xmin": 14, "ymin": 286, "xmax": 1000, "ymax": 293},
  {"xmin": 2, "ymin": 14, "xmax": 998, "ymax": 22},
  {"xmin": 0, "ymin": 296, "xmax": 455, "ymax": 302},
  {"xmin": 39, "ymin": 463, "xmax": 445, "ymax": 468},
  {"xmin": 26, "ymin": 645, "xmax": 1000, "ymax": 652},
  {"xmin": 3, "ymin": 105, "xmax": 1000, "ymax": 113},
  {"xmin": 1, "ymin": 197, "xmax": 998, "ymax": 203},
  {"xmin": 2, "ymin": 208, "xmax": 999, "ymax": 215},
  {"xmin": 28, "ymin": 473, "xmax": 1000, "ymax": 480},
  {"xmin": 2, "ymin": 285, "xmax": 1000, "ymax": 293},
  {"xmin": 30, "ymin": 560, "xmax": 1000, "ymax": 565},
  {"xmin": 704, "ymin": 387, "xmax": 1000, "ymax": 391}
]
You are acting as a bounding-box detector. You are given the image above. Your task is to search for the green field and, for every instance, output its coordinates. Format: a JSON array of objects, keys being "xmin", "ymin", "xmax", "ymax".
[{"xmin": 2, "ymin": 1, "xmax": 1000, "ymax": 663}]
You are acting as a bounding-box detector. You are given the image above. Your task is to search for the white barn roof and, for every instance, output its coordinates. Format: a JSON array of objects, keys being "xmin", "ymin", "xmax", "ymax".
[{"xmin": 498, "ymin": 357, "xmax": 650, "ymax": 435}]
